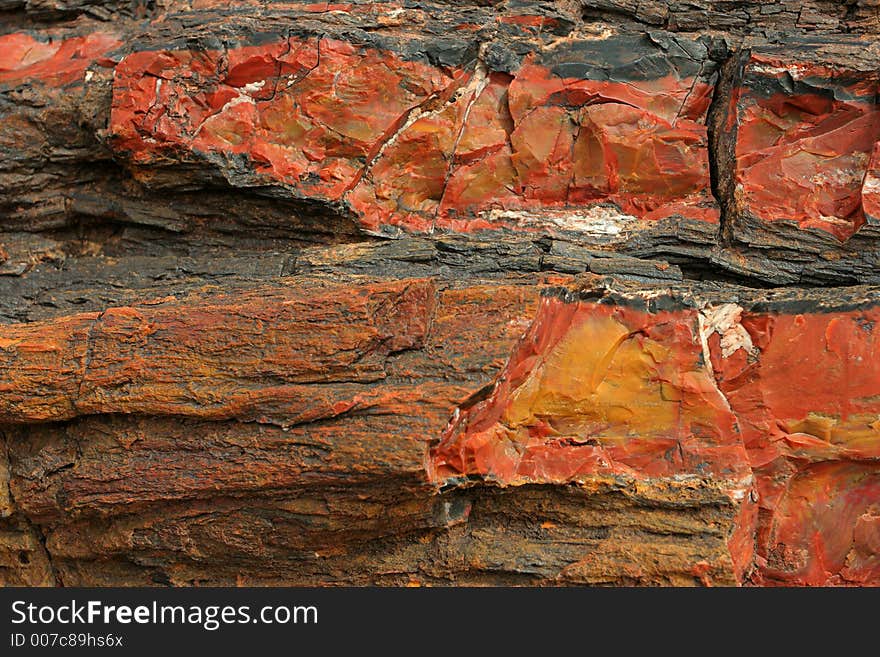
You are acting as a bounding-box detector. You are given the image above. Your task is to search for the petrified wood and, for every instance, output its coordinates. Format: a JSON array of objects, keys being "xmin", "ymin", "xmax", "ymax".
[{"xmin": 1, "ymin": 1, "xmax": 879, "ymax": 587}]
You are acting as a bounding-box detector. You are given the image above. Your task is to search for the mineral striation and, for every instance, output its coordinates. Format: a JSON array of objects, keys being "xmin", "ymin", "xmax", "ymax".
[{"xmin": 1, "ymin": 0, "xmax": 879, "ymax": 586}]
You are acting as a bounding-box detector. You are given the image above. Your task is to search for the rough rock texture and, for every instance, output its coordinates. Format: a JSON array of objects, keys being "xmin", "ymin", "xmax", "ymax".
[
  {"xmin": 715, "ymin": 40, "xmax": 880, "ymax": 284},
  {"xmin": 431, "ymin": 281, "xmax": 880, "ymax": 585},
  {"xmin": 1, "ymin": 0, "xmax": 879, "ymax": 587},
  {"xmin": 109, "ymin": 28, "xmax": 720, "ymax": 233}
]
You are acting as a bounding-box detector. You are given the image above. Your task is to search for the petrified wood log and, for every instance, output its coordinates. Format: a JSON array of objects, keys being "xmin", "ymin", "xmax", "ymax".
[{"xmin": 1, "ymin": 1, "xmax": 879, "ymax": 587}]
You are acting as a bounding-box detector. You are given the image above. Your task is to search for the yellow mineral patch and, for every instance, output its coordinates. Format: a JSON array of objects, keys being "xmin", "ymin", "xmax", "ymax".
[
  {"xmin": 501, "ymin": 311, "xmax": 708, "ymax": 443},
  {"xmin": 785, "ymin": 412, "xmax": 880, "ymax": 454}
]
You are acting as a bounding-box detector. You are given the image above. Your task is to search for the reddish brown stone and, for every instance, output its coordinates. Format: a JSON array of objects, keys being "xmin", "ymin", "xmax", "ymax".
[
  {"xmin": 730, "ymin": 51, "xmax": 880, "ymax": 241},
  {"xmin": 108, "ymin": 31, "xmax": 719, "ymax": 236},
  {"xmin": 0, "ymin": 277, "xmax": 435, "ymax": 423},
  {"xmin": 0, "ymin": 31, "xmax": 120, "ymax": 88},
  {"xmin": 111, "ymin": 37, "xmax": 460, "ymax": 205},
  {"xmin": 862, "ymin": 142, "xmax": 880, "ymax": 224},
  {"xmin": 429, "ymin": 288, "xmax": 757, "ymax": 579},
  {"xmin": 430, "ymin": 282, "xmax": 880, "ymax": 585},
  {"xmin": 709, "ymin": 303, "xmax": 880, "ymax": 585},
  {"xmin": 429, "ymin": 295, "xmax": 750, "ymax": 487},
  {"xmin": 4, "ymin": 0, "xmax": 880, "ymax": 588}
]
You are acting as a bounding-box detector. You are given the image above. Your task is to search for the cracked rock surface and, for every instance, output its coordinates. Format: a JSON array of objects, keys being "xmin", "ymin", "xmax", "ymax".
[{"xmin": 1, "ymin": 0, "xmax": 880, "ymax": 586}]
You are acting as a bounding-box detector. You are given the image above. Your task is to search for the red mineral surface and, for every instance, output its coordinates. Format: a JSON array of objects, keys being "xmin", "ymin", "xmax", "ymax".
[
  {"xmin": 0, "ymin": 32, "xmax": 121, "ymax": 87},
  {"xmin": 709, "ymin": 303, "xmax": 880, "ymax": 585},
  {"xmin": 732, "ymin": 53, "xmax": 880, "ymax": 241},
  {"xmin": 430, "ymin": 286, "xmax": 880, "ymax": 585},
  {"xmin": 428, "ymin": 295, "xmax": 750, "ymax": 487},
  {"xmin": 428, "ymin": 290, "xmax": 756, "ymax": 579},
  {"xmin": 4, "ymin": 0, "xmax": 880, "ymax": 587},
  {"xmin": 109, "ymin": 33, "xmax": 718, "ymax": 235}
]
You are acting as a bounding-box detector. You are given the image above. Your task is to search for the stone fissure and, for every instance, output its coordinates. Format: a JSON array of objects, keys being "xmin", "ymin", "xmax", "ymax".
[{"xmin": 705, "ymin": 50, "xmax": 741, "ymax": 247}]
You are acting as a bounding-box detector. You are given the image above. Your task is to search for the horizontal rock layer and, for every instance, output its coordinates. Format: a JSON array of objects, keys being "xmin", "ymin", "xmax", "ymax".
[
  {"xmin": 0, "ymin": 268, "xmax": 746, "ymax": 586},
  {"xmin": 3, "ymin": 3, "xmax": 880, "ymax": 283},
  {"xmin": 2, "ymin": 259, "xmax": 879, "ymax": 585},
  {"xmin": 2, "ymin": 0, "xmax": 880, "ymax": 586}
]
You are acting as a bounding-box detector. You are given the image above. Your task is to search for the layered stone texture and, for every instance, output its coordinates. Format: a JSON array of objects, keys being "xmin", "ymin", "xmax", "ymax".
[
  {"xmin": 0, "ymin": 278, "xmax": 436, "ymax": 423},
  {"xmin": 3, "ymin": 263, "xmax": 880, "ymax": 586},
  {"xmin": 0, "ymin": 267, "xmax": 747, "ymax": 586},
  {"xmin": 0, "ymin": 27, "xmax": 122, "ymax": 241},
  {"xmin": 429, "ymin": 288, "xmax": 758, "ymax": 581},
  {"xmin": 2, "ymin": 1, "xmax": 880, "ymax": 587},
  {"xmin": 577, "ymin": 0, "xmax": 880, "ymax": 34}
]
